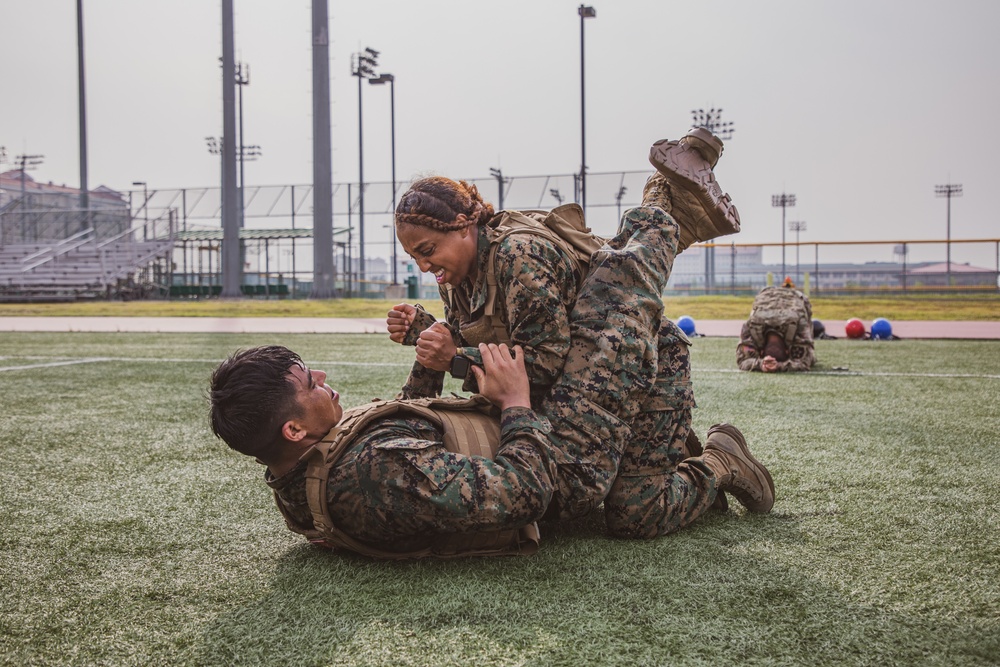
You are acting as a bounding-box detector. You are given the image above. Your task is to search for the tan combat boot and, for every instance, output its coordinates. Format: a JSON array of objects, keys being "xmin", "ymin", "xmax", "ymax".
[
  {"xmin": 685, "ymin": 428, "xmax": 729, "ymax": 511},
  {"xmin": 700, "ymin": 423, "xmax": 774, "ymax": 513},
  {"xmin": 680, "ymin": 126, "xmax": 723, "ymax": 168},
  {"xmin": 641, "ymin": 172, "xmax": 673, "ymax": 213},
  {"xmin": 648, "ymin": 131, "xmax": 741, "ymax": 252}
]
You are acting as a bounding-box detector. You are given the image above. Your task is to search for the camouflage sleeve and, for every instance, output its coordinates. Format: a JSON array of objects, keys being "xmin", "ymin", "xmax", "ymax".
[
  {"xmin": 781, "ymin": 341, "xmax": 816, "ymax": 372},
  {"xmin": 736, "ymin": 321, "xmax": 763, "ymax": 372},
  {"xmin": 400, "ymin": 304, "xmax": 440, "ymax": 346},
  {"xmin": 338, "ymin": 411, "xmax": 557, "ymax": 541},
  {"xmin": 396, "ymin": 360, "xmax": 445, "ymax": 399},
  {"xmin": 781, "ymin": 314, "xmax": 816, "ymax": 372},
  {"xmin": 492, "ymin": 233, "xmax": 579, "ymax": 388}
]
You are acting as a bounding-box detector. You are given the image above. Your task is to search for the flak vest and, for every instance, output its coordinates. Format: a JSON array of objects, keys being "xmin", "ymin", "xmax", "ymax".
[
  {"xmin": 746, "ymin": 286, "xmax": 814, "ymax": 349},
  {"xmin": 445, "ymin": 203, "xmax": 605, "ymax": 347},
  {"xmin": 272, "ymin": 395, "xmax": 542, "ymax": 560}
]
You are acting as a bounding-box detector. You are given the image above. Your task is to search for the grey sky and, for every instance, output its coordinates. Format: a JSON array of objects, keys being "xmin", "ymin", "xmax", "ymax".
[{"xmin": 2, "ymin": 0, "xmax": 997, "ymax": 267}]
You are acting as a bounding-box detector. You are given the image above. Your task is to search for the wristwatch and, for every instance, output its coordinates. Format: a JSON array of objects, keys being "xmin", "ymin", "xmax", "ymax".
[{"xmin": 449, "ymin": 355, "xmax": 472, "ymax": 379}]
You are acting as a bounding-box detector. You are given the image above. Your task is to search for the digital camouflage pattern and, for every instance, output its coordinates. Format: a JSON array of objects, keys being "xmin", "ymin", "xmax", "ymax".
[
  {"xmin": 603, "ymin": 318, "xmax": 717, "ymax": 538},
  {"xmin": 400, "ymin": 205, "xmax": 722, "ymax": 537},
  {"xmin": 269, "ymin": 205, "xmax": 722, "ymax": 555},
  {"xmin": 737, "ymin": 285, "xmax": 816, "ymax": 372},
  {"xmin": 444, "ymin": 219, "xmax": 583, "ymax": 406},
  {"xmin": 267, "ymin": 406, "xmax": 557, "ymax": 554},
  {"xmin": 538, "ymin": 206, "xmax": 718, "ymax": 530}
]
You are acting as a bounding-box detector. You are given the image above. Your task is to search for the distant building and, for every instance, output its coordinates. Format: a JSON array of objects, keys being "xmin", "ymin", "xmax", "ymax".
[
  {"xmin": 906, "ymin": 262, "xmax": 999, "ymax": 288},
  {"xmin": 670, "ymin": 244, "xmax": 764, "ymax": 288},
  {"xmin": 0, "ymin": 170, "xmax": 129, "ymax": 243},
  {"xmin": 667, "ymin": 244, "xmax": 998, "ymax": 292}
]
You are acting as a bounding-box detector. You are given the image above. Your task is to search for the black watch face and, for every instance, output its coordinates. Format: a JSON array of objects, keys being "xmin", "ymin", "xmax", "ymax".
[{"xmin": 450, "ymin": 356, "xmax": 472, "ymax": 379}]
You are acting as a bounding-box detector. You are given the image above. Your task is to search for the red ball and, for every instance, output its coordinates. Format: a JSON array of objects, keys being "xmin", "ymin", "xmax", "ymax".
[{"xmin": 845, "ymin": 318, "xmax": 866, "ymax": 339}]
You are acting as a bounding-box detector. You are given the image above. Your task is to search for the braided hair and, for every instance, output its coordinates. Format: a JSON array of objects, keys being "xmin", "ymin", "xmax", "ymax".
[{"xmin": 395, "ymin": 176, "xmax": 496, "ymax": 232}]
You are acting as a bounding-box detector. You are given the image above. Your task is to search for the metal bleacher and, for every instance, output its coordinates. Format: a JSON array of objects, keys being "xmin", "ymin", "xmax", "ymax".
[{"xmin": 0, "ymin": 209, "xmax": 176, "ymax": 301}]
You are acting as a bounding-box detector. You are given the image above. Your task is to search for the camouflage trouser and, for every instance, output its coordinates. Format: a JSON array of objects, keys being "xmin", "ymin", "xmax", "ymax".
[
  {"xmin": 602, "ymin": 318, "xmax": 718, "ymax": 538},
  {"xmin": 540, "ymin": 206, "xmax": 681, "ymax": 520}
]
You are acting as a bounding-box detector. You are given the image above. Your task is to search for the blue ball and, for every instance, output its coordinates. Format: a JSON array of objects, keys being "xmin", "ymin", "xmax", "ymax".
[
  {"xmin": 870, "ymin": 317, "xmax": 893, "ymax": 340},
  {"xmin": 676, "ymin": 315, "xmax": 696, "ymax": 336}
]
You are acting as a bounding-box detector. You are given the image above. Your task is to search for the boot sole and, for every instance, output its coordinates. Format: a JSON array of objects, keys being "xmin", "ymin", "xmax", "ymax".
[
  {"xmin": 706, "ymin": 423, "xmax": 775, "ymax": 513},
  {"xmin": 649, "ymin": 140, "xmax": 741, "ymax": 240},
  {"xmin": 683, "ymin": 126, "xmax": 724, "ymax": 167}
]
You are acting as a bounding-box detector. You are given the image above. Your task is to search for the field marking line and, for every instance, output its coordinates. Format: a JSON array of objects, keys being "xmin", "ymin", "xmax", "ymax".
[
  {"xmin": 0, "ymin": 356, "xmax": 413, "ymax": 371},
  {"xmin": 698, "ymin": 368, "xmax": 1000, "ymax": 380},
  {"xmin": 0, "ymin": 358, "xmax": 114, "ymax": 372}
]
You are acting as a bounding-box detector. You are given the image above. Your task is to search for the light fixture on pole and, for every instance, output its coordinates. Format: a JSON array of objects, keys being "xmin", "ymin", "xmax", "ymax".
[
  {"xmin": 771, "ymin": 193, "xmax": 796, "ymax": 279},
  {"xmin": 369, "ymin": 72, "xmax": 398, "ymax": 284},
  {"xmin": 353, "ymin": 47, "xmax": 379, "ymax": 293},
  {"xmin": 578, "ymin": 4, "xmax": 596, "ymax": 213},
  {"xmin": 788, "ymin": 220, "xmax": 806, "ymax": 284},
  {"xmin": 935, "ymin": 183, "xmax": 962, "ymax": 286},
  {"xmin": 691, "ymin": 108, "xmax": 735, "ymax": 140},
  {"xmin": 490, "ymin": 167, "xmax": 508, "ymax": 210}
]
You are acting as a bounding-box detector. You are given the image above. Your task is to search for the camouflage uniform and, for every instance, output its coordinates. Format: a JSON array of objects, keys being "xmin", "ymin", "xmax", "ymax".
[
  {"xmin": 539, "ymin": 207, "xmax": 717, "ymax": 534},
  {"xmin": 404, "ymin": 205, "xmax": 719, "ymax": 538},
  {"xmin": 400, "ymin": 220, "xmax": 582, "ymax": 407},
  {"xmin": 269, "ymin": 207, "xmax": 717, "ymax": 552},
  {"xmin": 267, "ymin": 406, "xmax": 557, "ymax": 553},
  {"xmin": 736, "ymin": 285, "xmax": 816, "ymax": 372}
]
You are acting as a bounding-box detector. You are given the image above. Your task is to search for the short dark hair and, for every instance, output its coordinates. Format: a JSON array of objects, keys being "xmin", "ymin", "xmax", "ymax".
[
  {"xmin": 209, "ymin": 345, "xmax": 304, "ymax": 459},
  {"xmin": 763, "ymin": 331, "xmax": 789, "ymax": 362}
]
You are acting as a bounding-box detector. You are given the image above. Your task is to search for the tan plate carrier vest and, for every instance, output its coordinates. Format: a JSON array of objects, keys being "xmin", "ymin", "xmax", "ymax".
[
  {"xmin": 445, "ymin": 203, "xmax": 605, "ymax": 347},
  {"xmin": 747, "ymin": 286, "xmax": 814, "ymax": 349},
  {"xmin": 273, "ymin": 395, "xmax": 542, "ymax": 560}
]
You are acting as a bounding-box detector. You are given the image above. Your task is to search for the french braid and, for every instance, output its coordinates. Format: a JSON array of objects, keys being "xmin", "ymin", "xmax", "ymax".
[{"xmin": 395, "ymin": 176, "xmax": 495, "ymax": 231}]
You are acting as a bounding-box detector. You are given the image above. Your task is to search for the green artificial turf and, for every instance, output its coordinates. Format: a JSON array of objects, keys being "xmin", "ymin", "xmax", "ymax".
[
  {"xmin": 0, "ymin": 293, "xmax": 998, "ymax": 321},
  {"xmin": 0, "ymin": 333, "xmax": 997, "ymax": 666}
]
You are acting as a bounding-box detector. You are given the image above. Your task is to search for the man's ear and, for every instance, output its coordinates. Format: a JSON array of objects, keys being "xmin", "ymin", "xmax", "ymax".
[{"xmin": 281, "ymin": 419, "xmax": 308, "ymax": 443}]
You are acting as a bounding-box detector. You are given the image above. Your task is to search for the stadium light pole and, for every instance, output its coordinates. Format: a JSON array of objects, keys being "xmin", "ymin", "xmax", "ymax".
[
  {"xmin": 76, "ymin": 0, "xmax": 90, "ymax": 230},
  {"xmin": 310, "ymin": 0, "xmax": 335, "ymax": 298},
  {"xmin": 771, "ymin": 193, "xmax": 796, "ymax": 279},
  {"xmin": 369, "ymin": 72, "xmax": 397, "ymax": 284},
  {"xmin": 578, "ymin": 5, "xmax": 596, "ymax": 213},
  {"xmin": 131, "ymin": 180, "xmax": 148, "ymax": 240},
  {"xmin": 0, "ymin": 146, "xmax": 5, "ymax": 246},
  {"xmin": 692, "ymin": 108, "xmax": 734, "ymax": 290},
  {"xmin": 788, "ymin": 220, "xmax": 806, "ymax": 284},
  {"xmin": 490, "ymin": 167, "xmax": 508, "ymax": 210},
  {"xmin": 234, "ymin": 62, "xmax": 250, "ymax": 230},
  {"xmin": 691, "ymin": 107, "xmax": 735, "ymax": 140},
  {"xmin": 219, "ymin": 0, "xmax": 241, "ymax": 297},
  {"xmin": 353, "ymin": 47, "xmax": 379, "ymax": 294},
  {"xmin": 615, "ymin": 185, "xmax": 627, "ymax": 220},
  {"xmin": 935, "ymin": 183, "xmax": 962, "ymax": 287},
  {"xmin": 16, "ymin": 153, "xmax": 44, "ymax": 241}
]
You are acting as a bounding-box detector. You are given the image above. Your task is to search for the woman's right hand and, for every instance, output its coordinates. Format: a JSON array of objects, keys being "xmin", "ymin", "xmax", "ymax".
[
  {"xmin": 386, "ymin": 303, "xmax": 417, "ymax": 345},
  {"xmin": 471, "ymin": 344, "xmax": 530, "ymax": 410},
  {"xmin": 415, "ymin": 322, "xmax": 458, "ymax": 371}
]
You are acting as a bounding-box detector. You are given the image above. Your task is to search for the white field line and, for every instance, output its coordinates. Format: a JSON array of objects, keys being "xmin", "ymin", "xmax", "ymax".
[
  {"xmin": 697, "ymin": 368, "xmax": 1000, "ymax": 380},
  {"xmin": 0, "ymin": 356, "xmax": 413, "ymax": 372},
  {"xmin": 1, "ymin": 356, "xmax": 999, "ymax": 380}
]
